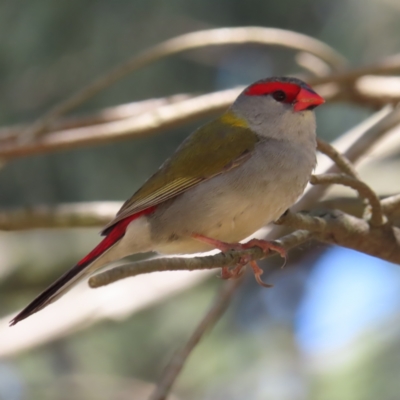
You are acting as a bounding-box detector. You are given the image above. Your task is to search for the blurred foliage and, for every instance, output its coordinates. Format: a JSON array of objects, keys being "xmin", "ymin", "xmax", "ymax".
[{"xmin": 1, "ymin": 0, "xmax": 400, "ymax": 399}]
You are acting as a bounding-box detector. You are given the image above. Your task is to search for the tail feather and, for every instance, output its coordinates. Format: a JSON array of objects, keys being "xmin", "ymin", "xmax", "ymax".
[
  {"xmin": 9, "ymin": 261, "xmax": 93, "ymax": 326},
  {"xmin": 10, "ymin": 207, "xmax": 155, "ymax": 326}
]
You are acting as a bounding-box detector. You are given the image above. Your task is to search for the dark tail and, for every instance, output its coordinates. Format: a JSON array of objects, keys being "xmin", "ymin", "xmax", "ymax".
[
  {"xmin": 9, "ymin": 229, "xmax": 123, "ymax": 326},
  {"xmin": 9, "ymin": 261, "xmax": 92, "ymax": 326},
  {"xmin": 10, "ymin": 207, "xmax": 155, "ymax": 326}
]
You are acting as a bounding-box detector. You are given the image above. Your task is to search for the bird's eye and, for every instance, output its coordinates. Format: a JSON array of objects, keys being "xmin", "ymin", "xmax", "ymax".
[{"xmin": 272, "ymin": 90, "xmax": 286, "ymax": 102}]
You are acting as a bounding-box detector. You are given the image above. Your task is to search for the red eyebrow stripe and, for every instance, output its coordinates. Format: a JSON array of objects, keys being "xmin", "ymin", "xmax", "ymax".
[{"xmin": 245, "ymin": 81, "xmax": 302, "ymax": 102}]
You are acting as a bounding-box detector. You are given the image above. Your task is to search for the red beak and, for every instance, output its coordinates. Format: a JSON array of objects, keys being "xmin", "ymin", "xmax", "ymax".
[{"xmin": 293, "ymin": 88, "xmax": 325, "ymax": 112}]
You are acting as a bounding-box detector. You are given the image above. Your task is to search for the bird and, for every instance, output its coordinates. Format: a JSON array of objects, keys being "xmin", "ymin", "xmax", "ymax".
[{"xmin": 10, "ymin": 76, "xmax": 324, "ymax": 326}]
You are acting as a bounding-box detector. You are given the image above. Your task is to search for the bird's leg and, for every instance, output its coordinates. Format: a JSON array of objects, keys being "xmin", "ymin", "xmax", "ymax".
[
  {"xmin": 191, "ymin": 233, "xmax": 247, "ymax": 279},
  {"xmin": 191, "ymin": 233, "xmax": 244, "ymax": 252},
  {"xmin": 192, "ymin": 234, "xmax": 287, "ymax": 286}
]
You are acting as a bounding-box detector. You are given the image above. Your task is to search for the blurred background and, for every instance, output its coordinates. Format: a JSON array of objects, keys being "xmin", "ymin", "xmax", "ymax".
[{"xmin": 1, "ymin": 0, "xmax": 400, "ymax": 399}]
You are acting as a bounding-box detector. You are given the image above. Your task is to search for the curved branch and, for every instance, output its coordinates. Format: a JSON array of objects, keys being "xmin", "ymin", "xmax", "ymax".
[
  {"xmin": 334, "ymin": 104, "xmax": 400, "ymax": 164},
  {"xmin": 292, "ymin": 105, "xmax": 400, "ymax": 215},
  {"xmin": 0, "ymin": 95, "xmax": 192, "ymax": 142},
  {"xmin": 22, "ymin": 27, "xmax": 346, "ymax": 141},
  {"xmin": 310, "ymin": 54, "xmax": 400, "ymax": 85},
  {"xmin": 316, "ymin": 138, "xmax": 359, "ymax": 178},
  {"xmin": 295, "ymin": 52, "xmax": 332, "ymax": 77},
  {"xmin": 310, "ymin": 173, "xmax": 385, "ymax": 226},
  {"xmin": 3, "ymin": 86, "xmax": 399, "ymax": 160},
  {"xmin": 382, "ymin": 194, "xmax": 400, "ymax": 220},
  {"xmin": 0, "ymin": 88, "xmax": 239, "ymax": 159},
  {"xmin": 0, "ymin": 93, "xmax": 194, "ymax": 143}
]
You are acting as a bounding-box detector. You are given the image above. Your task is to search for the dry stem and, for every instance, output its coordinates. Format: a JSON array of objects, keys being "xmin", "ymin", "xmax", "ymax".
[
  {"xmin": 316, "ymin": 138, "xmax": 359, "ymax": 178},
  {"xmin": 0, "ymin": 202, "xmax": 121, "ymax": 230},
  {"xmin": 310, "ymin": 173, "xmax": 385, "ymax": 226},
  {"xmin": 22, "ymin": 26, "xmax": 345, "ymax": 141},
  {"xmin": 148, "ymin": 279, "xmax": 241, "ymax": 400},
  {"xmin": 382, "ymin": 194, "xmax": 400, "ymax": 220}
]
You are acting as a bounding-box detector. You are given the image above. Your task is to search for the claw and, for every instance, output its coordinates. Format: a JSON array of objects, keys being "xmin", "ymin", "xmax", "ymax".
[
  {"xmin": 249, "ymin": 261, "xmax": 273, "ymax": 288},
  {"xmin": 192, "ymin": 233, "xmax": 286, "ymax": 287}
]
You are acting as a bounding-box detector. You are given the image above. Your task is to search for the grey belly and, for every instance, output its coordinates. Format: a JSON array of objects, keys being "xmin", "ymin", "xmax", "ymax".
[{"xmin": 148, "ymin": 148, "xmax": 312, "ymax": 255}]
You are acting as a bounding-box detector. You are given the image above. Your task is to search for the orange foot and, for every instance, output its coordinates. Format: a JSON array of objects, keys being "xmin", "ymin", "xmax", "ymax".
[{"xmin": 192, "ymin": 234, "xmax": 287, "ymax": 288}]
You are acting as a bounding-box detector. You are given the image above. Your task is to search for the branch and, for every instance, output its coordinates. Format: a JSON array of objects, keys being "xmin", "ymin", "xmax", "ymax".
[
  {"xmin": 0, "ymin": 88, "xmax": 239, "ymax": 159},
  {"xmin": 278, "ymin": 210, "xmax": 400, "ymax": 264},
  {"xmin": 354, "ymin": 75, "xmax": 400, "ymax": 107},
  {"xmin": 293, "ymin": 105, "xmax": 400, "ymax": 213},
  {"xmin": 310, "ymin": 54, "xmax": 400, "ymax": 85},
  {"xmin": 0, "ymin": 95, "xmax": 192, "ymax": 142},
  {"xmin": 316, "ymin": 138, "xmax": 359, "ymax": 178},
  {"xmin": 21, "ymin": 26, "xmax": 346, "ymax": 141},
  {"xmin": 259, "ymin": 106, "xmax": 400, "ymax": 273},
  {"xmin": 309, "ymin": 54, "xmax": 400, "ymax": 108},
  {"xmin": 148, "ymin": 279, "xmax": 241, "ymax": 400},
  {"xmin": 295, "ymin": 52, "xmax": 331, "ymax": 77},
  {"xmin": 0, "ymin": 202, "xmax": 121, "ymax": 231},
  {"xmin": 0, "ymin": 122, "xmax": 392, "ymax": 234},
  {"xmin": 89, "ymin": 230, "xmax": 313, "ymax": 288},
  {"xmin": 3, "ymin": 85, "xmax": 399, "ymax": 161},
  {"xmin": 382, "ymin": 194, "xmax": 400, "ymax": 220},
  {"xmin": 87, "ymin": 200, "xmax": 400, "ymax": 328},
  {"xmin": 4, "ymin": 32, "xmax": 400, "ymax": 159},
  {"xmin": 310, "ymin": 173, "xmax": 385, "ymax": 226}
]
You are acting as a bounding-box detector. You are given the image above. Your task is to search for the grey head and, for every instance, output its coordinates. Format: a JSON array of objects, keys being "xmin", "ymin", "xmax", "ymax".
[{"xmin": 230, "ymin": 76, "xmax": 324, "ymax": 142}]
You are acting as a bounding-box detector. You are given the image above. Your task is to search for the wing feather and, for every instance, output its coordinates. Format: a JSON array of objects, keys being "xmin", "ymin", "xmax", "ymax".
[{"xmin": 101, "ymin": 114, "xmax": 258, "ymax": 233}]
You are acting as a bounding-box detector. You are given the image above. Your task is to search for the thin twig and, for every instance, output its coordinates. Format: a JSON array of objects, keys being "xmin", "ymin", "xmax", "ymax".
[
  {"xmin": 0, "ymin": 95, "xmax": 192, "ymax": 142},
  {"xmin": 310, "ymin": 173, "xmax": 385, "ymax": 226},
  {"xmin": 381, "ymin": 194, "xmax": 400, "ymax": 219},
  {"xmin": 355, "ymin": 76, "xmax": 400, "ymax": 105},
  {"xmin": 148, "ymin": 279, "xmax": 241, "ymax": 400},
  {"xmin": 295, "ymin": 52, "xmax": 331, "ymax": 77},
  {"xmin": 0, "ymin": 202, "xmax": 121, "ymax": 231},
  {"xmin": 22, "ymin": 27, "xmax": 346, "ymax": 141},
  {"xmin": 2, "ymin": 85, "xmax": 399, "ymax": 160},
  {"xmin": 341, "ymin": 104, "xmax": 400, "ymax": 162},
  {"xmin": 292, "ymin": 105, "xmax": 400, "ymax": 214},
  {"xmin": 17, "ymin": 40, "xmax": 400, "ymax": 144},
  {"xmin": 89, "ymin": 230, "xmax": 313, "ymax": 288},
  {"xmin": 0, "ymin": 88, "xmax": 239, "ymax": 159},
  {"xmin": 6, "ymin": 74, "xmax": 399, "ymax": 146},
  {"xmin": 310, "ymin": 53, "xmax": 400, "ymax": 85},
  {"xmin": 316, "ymin": 138, "xmax": 359, "ymax": 178}
]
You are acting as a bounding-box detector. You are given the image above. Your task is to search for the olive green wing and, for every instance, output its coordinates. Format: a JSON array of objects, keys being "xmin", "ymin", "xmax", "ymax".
[{"xmin": 101, "ymin": 114, "xmax": 259, "ymax": 233}]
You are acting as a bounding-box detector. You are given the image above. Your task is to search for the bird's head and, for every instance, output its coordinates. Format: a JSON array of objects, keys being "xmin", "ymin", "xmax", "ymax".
[{"xmin": 231, "ymin": 77, "xmax": 324, "ymax": 141}]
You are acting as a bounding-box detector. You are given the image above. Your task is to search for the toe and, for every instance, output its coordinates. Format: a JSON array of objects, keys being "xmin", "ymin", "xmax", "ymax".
[{"xmin": 250, "ymin": 261, "xmax": 273, "ymax": 288}]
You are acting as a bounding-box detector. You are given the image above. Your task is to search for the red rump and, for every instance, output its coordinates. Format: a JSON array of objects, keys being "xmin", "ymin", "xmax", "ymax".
[
  {"xmin": 245, "ymin": 82, "xmax": 302, "ymax": 103},
  {"xmin": 77, "ymin": 206, "xmax": 156, "ymax": 268}
]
